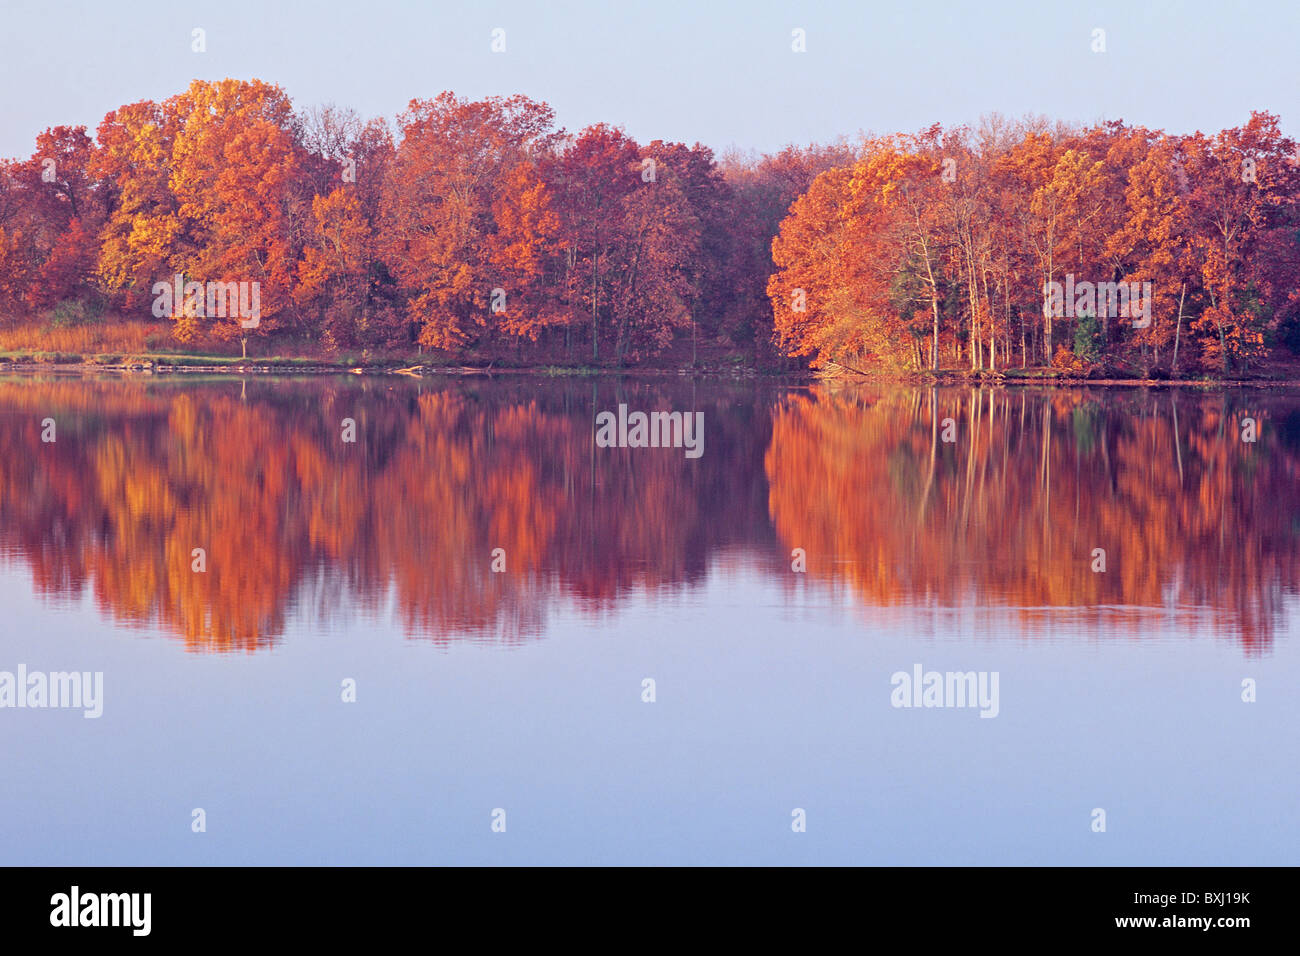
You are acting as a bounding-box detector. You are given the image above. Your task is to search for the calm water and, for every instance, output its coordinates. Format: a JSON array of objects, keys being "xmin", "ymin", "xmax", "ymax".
[{"xmin": 0, "ymin": 374, "xmax": 1297, "ymax": 865}]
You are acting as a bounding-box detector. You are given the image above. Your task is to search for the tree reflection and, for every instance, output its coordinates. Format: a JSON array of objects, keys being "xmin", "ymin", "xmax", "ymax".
[{"xmin": 0, "ymin": 377, "xmax": 1293, "ymax": 654}]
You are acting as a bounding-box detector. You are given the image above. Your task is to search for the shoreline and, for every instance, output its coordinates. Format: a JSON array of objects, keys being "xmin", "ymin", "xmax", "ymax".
[{"xmin": 0, "ymin": 356, "xmax": 1297, "ymax": 387}]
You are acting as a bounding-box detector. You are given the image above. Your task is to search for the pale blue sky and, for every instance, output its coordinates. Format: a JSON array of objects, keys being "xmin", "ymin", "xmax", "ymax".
[{"xmin": 2, "ymin": 0, "xmax": 1298, "ymax": 158}]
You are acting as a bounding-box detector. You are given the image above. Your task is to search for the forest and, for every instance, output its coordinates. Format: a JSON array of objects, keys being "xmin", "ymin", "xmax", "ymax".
[
  {"xmin": 769, "ymin": 114, "xmax": 1300, "ymax": 376},
  {"xmin": 0, "ymin": 77, "xmax": 1296, "ymax": 376}
]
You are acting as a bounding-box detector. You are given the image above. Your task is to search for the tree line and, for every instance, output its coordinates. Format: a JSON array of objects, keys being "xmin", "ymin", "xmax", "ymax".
[
  {"xmin": 1, "ymin": 80, "xmax": 1296, "ymax": 374},
  {"xmin": 0, "ymin": 78, "xmax": 848, "ymax": 364},
  {"xmin": 769, "ymin": 114, "xmax": 1300, "ymax": 376}
]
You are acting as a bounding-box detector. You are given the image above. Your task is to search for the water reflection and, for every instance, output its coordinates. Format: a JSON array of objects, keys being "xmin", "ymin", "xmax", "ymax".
[{"xmin": 1, "ymin": 376, "xmax": 1294, "ymax": 653}]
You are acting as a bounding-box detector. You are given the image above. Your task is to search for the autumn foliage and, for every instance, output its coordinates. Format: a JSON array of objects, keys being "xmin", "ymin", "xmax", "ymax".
[
  {"xmin": 2, "ymin": 82, "xmax": 1298, "ymax": 373},
  {"xmin": 0, "ymin": 79, "xmax": 822, "ymax": 365},
  {"xmin": 769, "ymin": 116, "xmax": 1300, "ymax": 376}
]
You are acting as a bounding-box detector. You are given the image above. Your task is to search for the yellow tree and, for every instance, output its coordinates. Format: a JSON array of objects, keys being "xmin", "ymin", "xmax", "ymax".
[
  {"xmin": 847, "ymin": 136, "xmax": 948, "ymax": 369},
  {"xmin": 93, "ymin": 100, "xmax": 181, "ymax": 313},
  {"xmin": 168, "ymin": 79, "xmax": 303, "ymax": 356}
]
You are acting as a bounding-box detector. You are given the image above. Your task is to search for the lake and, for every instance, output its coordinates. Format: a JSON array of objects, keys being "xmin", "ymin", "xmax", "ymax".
[{"xmin": 0, "ymin": 374, "xmax": 1296, "ymax": 865}]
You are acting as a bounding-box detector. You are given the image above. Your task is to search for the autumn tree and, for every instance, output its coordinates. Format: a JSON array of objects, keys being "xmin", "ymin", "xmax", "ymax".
[
  {"xmin": 768, "ymin": 164, "xmax": 914, "ymax": 369},
  {"xmin": 846, "ymin": 136, "xmax": 949, "ymax": 370},
  {"xmin": 92, "ymin": 99, "xmax": 180, "ymax": 313},
  {"xmin": 295, "ymin": 107, "xmax": 395, "ymax": 348},
  {"xmin": 718, "ymin": 142, "xmax": 856, "ymax": 359},
  {"xmin": 167, "ymin": 79, "xmax": 304, "ymax": 355},
  {"xmin": 550, "ymin": 124, "xmax": 641, "ymax": 361},
  {"xmin": 1182, "ymin": 113, "xmax": 1298, "ymax": 373},
  {"xmin": 378, "ymin": 93, "xmax": 561, "ymax": 352}
]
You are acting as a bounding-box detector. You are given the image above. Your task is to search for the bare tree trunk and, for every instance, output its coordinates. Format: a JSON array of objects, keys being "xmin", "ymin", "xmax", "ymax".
[
  {"xmin": 930, "ymin": 296, "xmax": 940, "ymax": 371},
  {"xmin": 1021, "ymin": 308, "xmax": 1027, "ymax": 368},
  {"xmin": 591, "ymin": 237, "xmax": 600, "ymax": 362},
  {"xmin": 1044, "ymin": 266, "xmax": 1052, "ymax": 363},
  {"xmin": 1172, "ymin": 282, "xmax": 1185, "ymax": 374}
]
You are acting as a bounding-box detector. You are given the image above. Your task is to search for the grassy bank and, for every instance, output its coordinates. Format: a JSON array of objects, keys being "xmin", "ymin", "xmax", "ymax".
[
  {"xmin": 3, "ymin": 319, "xmax": 1298, "ymax": 384},
  {"xmin": 0, "ymin": 317, "xmax": 781, "ymax": 375}
]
